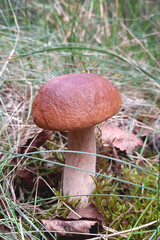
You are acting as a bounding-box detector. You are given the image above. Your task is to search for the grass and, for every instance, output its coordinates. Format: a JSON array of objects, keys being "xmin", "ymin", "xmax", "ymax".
[{"xmin": 0, "ymin": 0, "xmax": 160, "ymax": 239}]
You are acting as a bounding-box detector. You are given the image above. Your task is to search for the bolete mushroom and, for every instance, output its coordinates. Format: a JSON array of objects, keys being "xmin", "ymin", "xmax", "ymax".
[{"xmin": 32, "ymin": 73, "xmax": 121, "ymax": 206}]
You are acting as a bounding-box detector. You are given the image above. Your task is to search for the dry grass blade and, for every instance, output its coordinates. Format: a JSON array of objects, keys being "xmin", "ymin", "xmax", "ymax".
[{"xmin": 104, "ymin": 219, "xmax": 160, "ymax": 237}]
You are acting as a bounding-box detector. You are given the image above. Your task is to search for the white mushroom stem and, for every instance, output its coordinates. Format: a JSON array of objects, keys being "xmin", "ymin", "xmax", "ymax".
[{"xmin": 63, "ymin": 126, "xmax": 96, "ymax": 206}]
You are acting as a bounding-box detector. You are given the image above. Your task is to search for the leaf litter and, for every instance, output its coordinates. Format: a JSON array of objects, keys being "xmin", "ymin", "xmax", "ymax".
[
  {"xmin": 100, "ymin": 122, "xmax": 143, "ymax": 154},
  {"xmin": 13, "ymin": 111, "xmax": 159, "ymax": 238},
  {"xmin": 41, "ymin": 204, "xmax": 104, "ymax": 239},
  {"xmin": 1, "ymin": 88, "xmax": 159, "ymax": 239}
]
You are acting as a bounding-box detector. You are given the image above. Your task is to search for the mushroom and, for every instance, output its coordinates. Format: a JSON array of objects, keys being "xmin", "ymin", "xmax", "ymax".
[{"xmin": 32, "ymin": 73, "xmax": 121, "ymax": 206}]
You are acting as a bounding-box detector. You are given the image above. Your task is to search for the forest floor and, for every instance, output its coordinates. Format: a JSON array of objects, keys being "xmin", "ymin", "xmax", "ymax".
[{"xmin": 0, "ymin": 1, "xmax": 160, "ymax": 239}]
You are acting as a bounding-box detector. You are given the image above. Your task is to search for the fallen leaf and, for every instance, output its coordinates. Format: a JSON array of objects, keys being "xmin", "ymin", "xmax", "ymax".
[
  {"xmin": 67, "ymin": 203, "xmax": 104, "ymax": 225},
  {"xmin": 16, "ymin": 168, "xmax": 43, "ymax": 189},
  {"xmin": 15, "ymin": 129, "xmax": 56, "ymax": 197},
  {"xmin": 41, "ymin": 204, "xmax": 104, "ymax": 239},
  {"xmin": 42, "ymin": 218, "xmax": 99, "ymax": 239},
  {"xmin": 12, "ymin": 129, "xmax": 53, "ymax": 164},
  {"xmin": 18, "ymin": 129, "xmax": 53, "ymax": 154},
  {"xmin": 100, "ymin": 122, "xmax": 143, "ymax": 153}
]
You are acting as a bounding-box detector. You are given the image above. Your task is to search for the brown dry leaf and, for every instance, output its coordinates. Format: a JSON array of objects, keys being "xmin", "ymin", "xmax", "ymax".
[
  {"xmin": 18, "ymin": 129, "xmax": 53, "ymax": 154},
  {"xmin": 67, "ymin": 203, "xmax": 104, "ymax": 225},
  {"xmin": 16, "ymin": 168, "xmax": 43, "ymax": 188},
  {"xmin": 41, "ymin": 204, "xmax": 104, "ymax": 239},
  {"xmin": 12, "ymin": 129, "xmax": 53, "ymax": 164},
  {"xmin": 15, "ymin": 129, "xmax": 54, "ymax": 197},
  {"xmin": 42, "ymin": 218, "xmax": 99, "ymax": 239},
  {"xmin": 100, "ymin": 122, "xmax": 143, "ymax": 153}
]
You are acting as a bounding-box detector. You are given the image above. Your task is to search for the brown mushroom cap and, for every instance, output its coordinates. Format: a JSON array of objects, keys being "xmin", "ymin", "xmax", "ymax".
[{"xmin": 32, "ymin": 73, "xmax": 121, "ymax": 131}]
